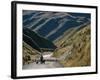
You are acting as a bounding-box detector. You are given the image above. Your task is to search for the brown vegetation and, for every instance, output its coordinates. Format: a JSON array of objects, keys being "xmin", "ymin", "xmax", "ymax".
[
  {"xmin": 53, "ymin": 25, "xmax": 91, "ymax": 67},
  {"xmin": 23, "ymin": 41, "xmax": 40, "ymax": 65}
]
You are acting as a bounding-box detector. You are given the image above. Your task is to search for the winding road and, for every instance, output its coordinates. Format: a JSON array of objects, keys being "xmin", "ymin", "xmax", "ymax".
[{"xmin": 23, "ymin": 52, "xmax": 63, "ymax": 69}]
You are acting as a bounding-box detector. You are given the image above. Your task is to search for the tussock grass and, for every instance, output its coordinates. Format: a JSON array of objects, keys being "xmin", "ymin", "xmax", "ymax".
[{"xmin": 53, "ymin": 25, "xmax": 91, "ymax": 67}]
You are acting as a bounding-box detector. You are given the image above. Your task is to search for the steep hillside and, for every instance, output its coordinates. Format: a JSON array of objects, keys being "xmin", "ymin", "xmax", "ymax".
[
  {"xmin": 23, "ymin": 28, "xmax": 57, "ymax": 52},
  {"xmin": 53, "ymin": 24, "xmax": 91, "ymax": 67},
  {"xmin": 23, "ymin": 41, "xmax": 40, "ymax": 65},
  {"xmin": 23, "ymin": 10, "xmax": 90, "ymax": 41}
]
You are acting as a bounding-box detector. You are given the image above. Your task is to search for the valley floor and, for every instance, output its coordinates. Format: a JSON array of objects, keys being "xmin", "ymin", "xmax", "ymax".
[
  {"xmin": 23, "ymin": 52, "xmax": 63, "ymax": 69},
  {"xmin": 23, "ymin": 60, "xmax": 62, "ymax": 69}
]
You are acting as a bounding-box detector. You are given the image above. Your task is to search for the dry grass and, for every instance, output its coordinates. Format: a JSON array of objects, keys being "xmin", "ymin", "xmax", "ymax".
[
  {"xmin": 53, "ymin": 25, "xmax": 91, "ymax": 67},
  {"xmin": 23, "ymin": 41, "xmax": 40, "ymax": 65}
]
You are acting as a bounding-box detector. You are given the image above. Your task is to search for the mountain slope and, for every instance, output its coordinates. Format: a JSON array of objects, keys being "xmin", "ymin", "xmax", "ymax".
[
  {"xmin": 53, "ymin": 24, "xmax": 91, "ymax": 67},
  {"xmin": 54, "ymin": 21, "xmax": 90, "ymax": 46},
  {"xmin": 23, "ymin": 41, "xmax": 40, "ymax": 65},
  {"xmin": 23, "ymin": 11, "xmax": 90, "ymax": 41},
  {"xmin": 23, "ymin": 28, "xmax": 57, "ymax": 52}
]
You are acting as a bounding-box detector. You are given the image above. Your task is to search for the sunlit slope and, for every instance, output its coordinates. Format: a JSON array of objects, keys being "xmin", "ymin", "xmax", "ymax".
[
  {"xmin": 23, "ymin": 41, "xmax": 40, "ymax": 65},
  {"xmin": 53, "ymin": 25, "xmax": 91, "ymax": 67}
]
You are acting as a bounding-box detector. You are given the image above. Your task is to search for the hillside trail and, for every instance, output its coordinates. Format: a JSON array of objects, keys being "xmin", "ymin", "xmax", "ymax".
[{"xmin": 23, "ymin": 52, "xmax": 63, "ymax": 69}]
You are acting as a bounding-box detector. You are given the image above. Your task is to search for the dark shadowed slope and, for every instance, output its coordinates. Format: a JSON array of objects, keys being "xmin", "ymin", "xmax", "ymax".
[
  {"xmin": 23, "ymin": 10, "xmax": 90, "ymax": 41},
  {"xmin": 23, "ymin": 28, "xmax": 57, "ymax": 52}
]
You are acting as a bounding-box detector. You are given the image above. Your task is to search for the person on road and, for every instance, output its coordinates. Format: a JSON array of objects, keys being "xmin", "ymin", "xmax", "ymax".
[{"xmin": 40, "ymin": 55, "xmax": 45, "ymax": 64}]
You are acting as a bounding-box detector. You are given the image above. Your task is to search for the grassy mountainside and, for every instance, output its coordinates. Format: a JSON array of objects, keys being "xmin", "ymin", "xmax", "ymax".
[
  {"xmin": 23, "ymin": 41, "xmax": 40, "ymax": 65},
  {"xmin": 23, "ymin": 10, "xmax": 90, "ymax": 41},
  {"xmin": 53, "ymin": 24, "xmax": 91, "ymax": 67}
]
